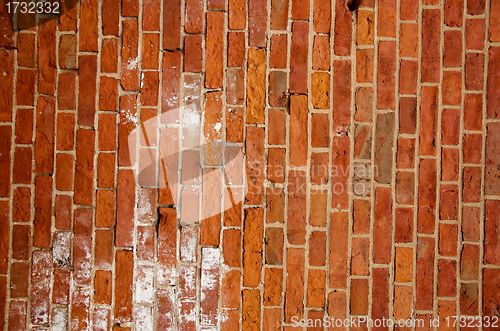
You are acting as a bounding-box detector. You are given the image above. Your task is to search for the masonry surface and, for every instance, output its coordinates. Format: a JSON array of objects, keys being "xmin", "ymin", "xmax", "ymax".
[{"xmin": 0, "ymin": 0, "xmax": 499, "ymax": 329}]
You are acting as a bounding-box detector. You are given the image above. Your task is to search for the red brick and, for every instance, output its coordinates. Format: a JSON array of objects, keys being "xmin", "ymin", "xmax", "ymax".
[
  {"xmin": 96, "ymin": 190, "xmax": 115, "ymax": 228},
  {"xmin": 395, "ymin": 208, "xmax": 414, "ymax": 244},
  {"xmin": 242, "ymin": 290, "xmax": 260, "ymax": 330},
  {"xmin": 421, "ymin": 9, "xmax": 441, "ymax": 83},
  {"xmin": 78, "ymin": 55, "xmax": 97, "ymax": 126},
  {"xmin": 245, "ymin": 126, "xmax": 264, "ymax": 205},
  {"xmin": 399, "ymin": 60, "xmax": 417, "ymax": 94},
  {"xmin": 163, "ymin": 0, "xmax": 181, "ymax": 49},
  {"xmin": 400, "ymin": 22, "xmax": 418, "ymax": 57},
  {"xmin": 114, "ymin": 250, "xmax": 133, "ymax": 320},
  {"xmin": 314, "ymin": 0, "xmax": 330, "ymax": 33},
  {"xmin": 227, "ymin": 32, "xmax": 245, "ymax": 67},
  {"xmin": 441, "ymin": 148, "xmax": 459, "ymax": 181},
  {"xmin": 35, "ymin": 96, "xmax": 55, "ymax": 174},
  {"xmin": 486, "ymin": 122, "xmax": 500, "ymax": 193},
  {"xmin": 463, "ymin": 166, "xmax": 481, "ymax": 202},
  {"xmin": 55, "ymin": 194, "xmax": 72, "ymax": 230},
  {"xmin": 460, "ymin": 244, "xmax": 479, "ymax": 280},
  {"xmin": 52, "ymin": 268, "xmax": 70, "ymax": 305},
  {"xmin": 142, "ymin": 0, "xmax": 160, "ymax": 30},
  {"xmin": 201, "ymin": 247, "xmax": 220, "ymax": 327},
  {"xmin": 465, "ymin": 53, "xmax": 484, "ymax": 91},
  {"xmin": 59, "ymin": 34, "xmax": 77, "ymax": 69},
  {"xmin": 291, "ymin": 0, "xmax": 308, "ymax": 19},
  {"xmin": 308, "ymin": 231, "xmax": 326, "ymax": 266},
  {"xmin": 0, "ymin": 50, "xmax": 13, "ymax": 121},
  {"xmin": 94, "ymin": 270, "xmax": 112, "ymax": 304},
  {"xmin": 101, "ymin": 38, "xmax": 119, "ymax": 73},
  {"xmin": 289, "ymin": 95, "xmax": 308, "ymax": 166},
  {"xmin": 460, "ymin": 283, "xmax": 478, "ymax": 315},
  {"xmin": 0, "ymin": 127, "xmax": 10, "ymax": 197},
  {"xmin": 350, "ymin": 278, "xmax": 369, "ymax": 315},
  {"xmin": 16, "ymin": 69, "xmax": 36, "ymax": 106},
  {"xmin": 102, "ymin": 0, "xmax": 120, "ymax": 35},
  {"xmin": 58, "ymin": 72, "xmax": 76, "ymax": 110},
  {"xmin": 438, "ymin": 223, "xmax": 458, "ymax": 256},
  {"xmin": 371, "ymin": 268, "xmax": 389, "ymax": 319},
  {"xmin": 333, "ymin": 60, "xmax": 351, "ymax": 131},
  {"xmin": 462, "ymin": 206, "xmax": 480, "ymax": 242},
  {"xmin": 307, "ymin": 269, "xmax": 326, "ymax": 308},
  {"xmin": 121, "ymin": 19, "xmax": 140, "ymax": 91},
  {"xmin": 442, "ymin": 71, "xmax": 462, "ymax": 105},
  {"xmin": 158, "ymin": 208, "xmax": 177, "ymax": 286},
  {"xmin": 288, "ymin": 170, "xmax": 306, "ymax": 245},
  {"xmin": 378, "ymin": 0, "xmax": 396, "ymax": 37},
  {"xmin": 184, "ymin": 35, "xmax": 202, "ymax": 73},
  {"xmin": 465, "ymin": 18, "xmax": 485, "ymax": 50},
  {"xmin": 290, "ymin": 22, "xmax": 308, "ymax": 93},
  {"xmin": 416, "ymin": 237, "xmax": 435, "ymax": 310},
  {"xmin": 439, "ymin": 184, "xmax": 458, "ymax": 220},
  {"xmin": 397, "ymin": 137, "xmax": 415, "ymax": 169},
  {"xmin": 334, "ymin": 0, "xmax": 351, "ymax": 56},
  {"xmin": 438, "ymin": 259, "xmax": 456, "ymax": 297},
  {"xmin": 229, "ymin": 0, "xmax": 246, "ymax": 29},
  {"xmin": 490, "ymin": 0, "xmax": 500, "ymax": 41},
  {"xmin": 464, "ymin": 94, "xmax": 482, "ymax": 130},
  {"xmin": 243, "ymin": 208, "xmax": 263, "ymax": 286},
  {"xmin": 332, "ymin": 136, "xmax": 349, "ymax": 209},
  {"xmin": 206, "ymin": 12, "xmax": 224, "ymax": 88},
  {"xmin": 31, "ymin": 250, "xmax": 52, "ymax": 325},
  {"xmin": 463, "ymin": 133, "xmax": 482, "ymax": 164},
  {"xmin": 483, "ymin": 269, "xmax": 500, "ymax": 317},
  {"xmin": 11, "ymin": 262, "xmax": 30, "ymax": 298},
  {"xmin": 13, "ymin": 147, "xmax": 32, "ymax": 184},
  {"xmin": 116, "ymin": 170, "xmax": 135, "ymax": 247},
  {"xmin": 185, "ymin": 0, "xmax": 203, "ymax": 33},
  {"xmin": 418, "ymin": 159, "xmax": 437, "ymax": 234},
  {"xmin": 34, "ymin": 176, "xmax": 52, "ymax": 248},
  {"xmin": 487, "ymin": 47, "xmax": 500, "ymax": 118},
  {"xmin": 249, "ymin": 0, "xmax": 267, "ymax": 47},
  {"xmin": 351, "ymin": 237, "xmax": 369, "ymax": 276},
  {"xmin": 285, "ymin": 248, "xmax": 304, "ymax": 322},
  {"xmin": 443, "ymin": 30, "xmax": 463, "ymax": 68},
  {"xmin": 55, "ymin": 153, "xmax": 74, "ymax": 191},
  {"xmin": 8, "ymin": 300, "xmax": 26, "ymax": 330},
  {"xmin": 444, "ymin": 0, "xmax": 464, "ymax": 27},
  {"xmin": 74, "ymin": 129, "xmax": 95, "ymax": 206},
  {"xmin": 312, "ymin": 35, "xmax": 330, "ymax": 71},
  {"xmin": 263, "ymin": 268, "xmax": 283, "ymax": 306},
  {"xmin": 222, "ymin": 270, "xmax": 240, "ymax": 308},
  {"xmin": 419, "ymin": 86, "xmax": 438, "ymax": 156},
  {"xmin": 223, "ymin": 229, "xmax": 241, "ymax": 267},
  {"xmin": 329, "ymin": 212, "xmax": 348, "ymax": 288},
  {"xmin": 14, "ymin": 109, "xmax": 32, "ymax": 145},
  {"xmin": 38, "ymin": 21, "xmax": 57, "ymax": 95},
  {"xmin": 374, "ymin": 112, "xmax": 395, "ymax": 184},
  {"xmin": 80, "ymin": 0, "xmax": 98, "ymax": 51},
  {"xmin": 353, "ymin": 199, "xmax": 370, "ymax": 235},
  {"xmin": 485, "ymin": 200, "xmax": 500, "ymax": 265},
  {"xmin": 17, "ymin": 33, "xmax": 35, "ymax": 68}
]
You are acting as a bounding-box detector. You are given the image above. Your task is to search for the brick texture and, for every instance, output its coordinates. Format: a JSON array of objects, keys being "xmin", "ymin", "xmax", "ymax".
[{"xmin": 0, "ymin": 0, "xmax": 498, "ymax": 329}]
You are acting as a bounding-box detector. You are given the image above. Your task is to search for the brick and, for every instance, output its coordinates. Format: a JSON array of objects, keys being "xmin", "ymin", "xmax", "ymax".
[
  {"xmin": 242, "ymin": 290, "xmax": 260, "ymax": 330},
  {"xmin": 263, "ymin": 268, "xmax": 283, "ymax": 306},
  {"xmin": 332, "ymin": 136, "xmax": 349, "ymax": 209},
  {"xmin": 16, "ymin": 69, "xmax": 36, "ymax": 106},
  {"xmin": 485, "ymin": 200, "xmax": 500, "ymax": 265},
  {"xmin": 14, "ymin": 109, "xmax": 33, "ymax": 145},
  {"xmin": 96, "ymin": 190, "xmax": 115, "ymax": 228},
  {"xmin": 55, "ymin": 195, "xmax": 72, "ymax": 230},
  {"xmin": 465, "ymin": 18, "xmax": 485, "ymax": 50},
  {"xmin": 0, "ymin": 203, "xmax": 8, "ymax": 273},
  {"xmin": 333, "ymin": 60, "xmax": 351, "ymax": 131},
  {"xmin": 377, "ymin": 41, "xmax": 396, "ymax": 109},
  {"xmin": 463, "ymin": 166, "xmax": 481, "ymax": 202},
  {"xmin": 438, "ymin": 259, "xmax": 456, "ymax": 297},
  {"xmin": 444, "ymin": 0, "xmax": 463, "ymax": 26},
  {"xmin": 314, "ymin": 0, "xmax": 330, "ymax": 32},
  {"xmin": 246, "ymin": 48, "xmax": 266, "ymax": 123},
  {"xmin": 269, "ymin": 71, "xmax": 288, "ymax": 107},
  {"xmin": 308, "ymin": 231, "xmax": 326, "ymax": 266},
  {"xmin": 0, "ymin": 50, "xmax": 13, "ymax": 121},
  {"xmin": 397, "ymin": 137, "xmax": 415, "ymax": 169},
  {"xmin": 357, "ymin": 10, "xmax": 374, "ymax": 45},
  {"xmin": 31, "ymin": 250, "xmax": 52, "ymax": 325},
  {"xmin": 101, "ymin": 38, "xmax": 119, "ymax": 73},
  {"xmin": 94, "ymin": 270, "xmax": 112, "ymax": 304},
  {"xmin": 201, "ymin": 247, "xmax": 220, "ymax": 327},
  {"xmin": 310, "ymin": 189, "xmax": 327, "ymax": 227},
  {"xmin": 221, "ymin": 270, "xmax": 240, "ymax": 308},
  {"xmin": 38, "ymin": 21, "xmax": 57, "ymax": 95},
  {"xmin": 34, "ymin": 176, "xmax": 52, "ymax": 248},
  {"xmin": 490, "ymin": 0, "xmax": 500, "ymax": 41},
  {"xmin": 396, "ymin": 171, "xmax": 414, "ymax": 205},
  {"xmin": 312, "ymin": 72, "xmax": 330, "ymax": 109},
  {"xmin": 443, "ymin": 30, "xmax": 463, "ymax": 68},
  {"xmin": 102, "ymin": 0, "xmax": 120, "ymax": 35},
  {"xmin": 483, "ymin": 269, "xmax": 500, "ymax": 317},
  {"xmin": 289, "ymin": 95, "xmax": 308, "ymax": 166},
  {"xmin": 229, "ymin": 0, "xmax": 246, "ymax": 29},
  {"xmin": 0, "ymin": 127, "xmax": 10, "ymax": 197},
  {"xmin": 291, "ymin": 0, "xmax": 308, "ymax": 19},
  {"xmin": 440, "ymin": 184, "xmax": 458, "ymax": 220},
  {"xmin": 353, "ymin": 199, "xmax": 370, "ymax": 234},
  {"xmin": 163, "ymin": 0, "xmax": 181, "ymax": 49},
  {"xmin": 460, "ymin": 283, "xmax": 478, "ymax": 315},
  {"xmin": 114, "ymin": 250, "xmax": 133, "ymax": 320},
  {"xmin": 121, "ymin": 19, "xmax": 140, "ymax": 91},
  {"xmin": 288, "ymin": 170, "xmax": 306, "ymax": 245},
  {"xmin": 486, "ymin": 124, "xmax": 500, "ymax": 194},
  {"xmin": 59, "ymin": 34, "xmax": 77, "ymax": 69},
  {"xmin": 400, "ymin": 22, "xmax": 418, "ymax": 57},
  {"xmin": 422, "ymin": 9, "xmax": 441, "ymax": 82},
  {"xmin": 354, "ymin": 86, "xmax": 373, "ymax": 123},
  {"xmin": 205, "ymin": 12, "xmax": 224, "ymax": 88},
  {"xmin": 116, "ymin": 170, "xmax": 135, "ymax": 247},
  {"xmin": 356, "ymin": 48, "xmax": 374, "ymax": 83},
  {"xmin": 58, "ymin": 72, "xmax": 76, "ymax": 110},
  {"xmin": 399, "ymin": 60, "xmax": 417, "ymax": 94},
  {"xmin": 55, "ymin": 153, "xmax": 74, "ymax": 191},
  {"xmin": 249, "ymin": 0, "xmax": 267, "ymax": 47},
  {"xmin": 334, "ymin": 0, "xmax": 351, "ymax": 55},
  {"xmin": 487, "ymin": 47, "xmax": 500, "ymax": 119},
  {"xmin": 395, "ymin": 208, "xmax": 413, "ymax": 243},
  {"xmin": 78, "ymin": 55, "xmax": 97, "ymax": 126},
  {"xmin": 438, "ymin": 223, "xmax": 458, "ymax": 257},
  {"xmin": 329, "ymin": 212, "xmax": 348, "ymax": 288},
  {"xmin": 290, "ymin": 22, "xmax": 308, "ymax": 93},
  {"xmin": 35, "ymin": 96, "xmax": 55, "ymax": 174},
  {"xmin": 74, "ymin": 129, "xmax": 95, "ymax": 206},
  {"xmin": 374, "ymin": 188, "xmax": 392, "ymax": 264},
  {"xmin": 243, "ymin": 208, "xmax": 263, "ymax": 286},
  {"xmin": 312, "ymin": 35, "xmax": 330, "ymax": 71},
  {"xmin": 80, "ymin": 0, "xmax": 98, "ymax": 51},
  {"xmin": 351, "ymin": 237, "xmax": 369, "ymax": 275},
  {"xmin": 285, "ymin": 248, "xmax": 304, "ymax": 322},
  {"xmin": 460, "ymin": 244, "xmax": 479, "ymax": 280},
  {"xmin": 227, "ymin": 32, "xmax": 245, "ymax": 67},
  {"xmin": 372, "ymin": 268, "xmax": 389, "ymax": 319},
  {"xmin": 8, "ymin": 301, "xmax": 26, "ymax": 330},
  {"xmin": 350, "ymin": 279, "xmax": 369, "ymax": 315},
  {"xmin": 374, "ymin": 112, "xmax": 394, "ymax": 184},
  {"xmin": 158, "ymin": 208, "xmax": 177, "ymax": 286},
  {"xmin": 418, "ymin": 159, "xmax": 437, "ymax": 234},
  {"xmin": 17, "ymin": 33, "xmax": 36, "ymax": 68},
  {"xmin": 394, "ymin": 286, "xmax": 412, "ymax": 320},
  {"xmin": 307, "ymin": 269, "xmax": 326, "ymax": 308},
  {"xmin": 223, "ymin": 229, "xmax": 241, "ymax": 267},
  {"xmin": 442, "ymin": 71, "xmax": 462, "ymax": 106},
  {"xmin": 13, "ymin": 147, "xmax": 32, "ymax": 184},
  {"xmin": 416, "ymin": 237, "xmax": 434, "ymax": 310}
]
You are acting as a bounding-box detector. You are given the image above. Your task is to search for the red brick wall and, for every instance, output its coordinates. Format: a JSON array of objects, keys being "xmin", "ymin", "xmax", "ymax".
[{"xmin": 0, "ymin": 0, "xmax": 499, "ymax": 329}]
